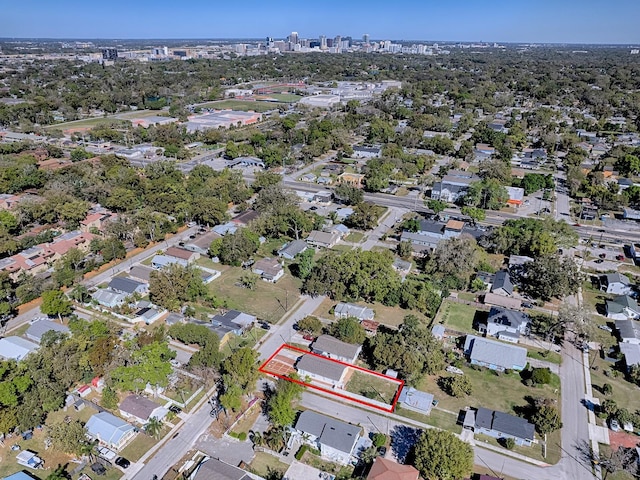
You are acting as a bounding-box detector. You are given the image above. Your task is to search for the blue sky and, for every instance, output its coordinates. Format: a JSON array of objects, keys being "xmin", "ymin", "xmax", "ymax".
[{"xmin": 1, "ymin": 0, "xmax": 639, "ymax": 44}]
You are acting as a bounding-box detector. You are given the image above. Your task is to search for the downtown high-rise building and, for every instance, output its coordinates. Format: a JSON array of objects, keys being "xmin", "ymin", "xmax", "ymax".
[
  {"xmin": 289, "ymin": 31, "xmax": 299, "ymax": 45},
  {"xmin": 363, "ymin": 33, "xmax": 370, "ymax": 44}
]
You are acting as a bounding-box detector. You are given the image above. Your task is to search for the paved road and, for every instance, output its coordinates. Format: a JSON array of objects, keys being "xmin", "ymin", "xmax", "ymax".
[
  {"xmin": 257, "ymin": 295, "xmax": 326, "ymax": 361},
  {"xmin": 126, "ymin": 389, "xmax": 217, "ymax": 480}
]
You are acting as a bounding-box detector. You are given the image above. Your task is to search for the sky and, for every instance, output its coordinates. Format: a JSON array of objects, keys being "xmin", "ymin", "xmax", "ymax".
[{"xmin": 1, "ymin": 0, "xmax": 640, "ymax": 44}]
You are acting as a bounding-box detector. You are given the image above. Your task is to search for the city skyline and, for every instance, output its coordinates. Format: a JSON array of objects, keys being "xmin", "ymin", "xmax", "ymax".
[{"xmin": 2, "ymin": 0, "xmax": 640, "ymax": 44}]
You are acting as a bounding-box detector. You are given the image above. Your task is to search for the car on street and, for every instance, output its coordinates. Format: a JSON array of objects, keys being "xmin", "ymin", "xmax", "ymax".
[
  {"xmin": 115, "ymin": 457, "xmax": 130, "ymax": 469},
  {"xmin": 522, "ymin": 302, "xmax": 533, "ymax": 309},
  {"xmin": 377, "ymin": 446, "xmax": 387, "ymax": 457},
  {"xmin": 616, "ymin": 255, "xmax": 625, "ymax": 261},
  {"xmin": 599, "ymin": 253, "xmax": 606, "ymax": 259},
  {"xmin": 260, "ymin": 322, "xmax": 271, "ymax": 330},
  {"xmin": 302, "ymin": 334, "xmax": 315, "ymax": 341},
  {"xmin": 599, "ymin": 325, "xmax": 613, "ymax": 332},
  {"xmin": 594, "ymin": 259, "xmax": 604, "ymax": 264}
]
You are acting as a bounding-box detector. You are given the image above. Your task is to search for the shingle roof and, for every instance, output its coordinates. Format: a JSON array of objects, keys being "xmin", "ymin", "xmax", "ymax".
[
  {"xmin": 295, "ymin": 410, "xmax": 361, "ymax": 454},
  {"xmin": 108, "ymin": 277, "xmax": 145, "ymax": 294},
  {"xmin": 192, "ymin": 457, "xmax": 252, "ymax": 480},
  {"xmin": 366, "ymin": 457, "xmax": 420, "ymax": 480},
  {"xmin": 119, "ymin": 394, "xmax": 161, "ymax": 421},
  {"xmin": 129, "ymin": 265, "xmax": 154, "ymax": 282},
  {"xmin": 615, "ymin": 319, "xmax": 640, "ymax": 341},
  {"xmin": 92, "ymin": 289, "xmax": 126, "ymax": 306},
  {"xmin": 491, "ymin": 270, "xmax": 513, "ymax": 295},
  {"xmin": 313, "ymin": 334, "xmax": 361, "ymax": 360},
  {"xmin": 487, "ymin": 307, "xmax": 529, "ymax": 330},
  {"xmin": 475, "ymin": 407, "xmax": 534, "ymax": 441},
  {"xmin": 26, "ymin": 319, "xmax": 69, "ymax": 343},
  {"xmin": 297, "ymin": 354, "xmax": 347, "ymax": 382},
  {"xmin": 334, "ymin": 302, "xmax": 375, "ymax": 320},
  {"xmin": 278, "ymin": 239, "xmax": 308, "ymax": 258},
  {"xmin": 620, "ymin": 343, "xmax": 640, "ymax": 367},
  {"xmin": 398, "ymin": 386, "xmax": 434, "ymax": 414},
  {"xmin": 465, "ymin": 335, "xmax": 527, "ymax": 370},
  {"xmin": 603, "ymin": 272, "xmax": 630, "ymax": 286}
]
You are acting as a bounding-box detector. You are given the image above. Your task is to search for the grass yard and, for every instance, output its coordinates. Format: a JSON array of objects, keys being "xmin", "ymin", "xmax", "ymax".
[
  {"xmin": 395, "ymin": 406, "xmax": 460, "ymax": 433},
  {"xmin": 43, "ymin": 117, "xmax": 129, "ymax": 130},
  {"xmin": 311, "ymin": 296, "xmax": 426, "ymax": 327},
  {"xmin": 344, "ymin": 232, "xmax": 366, "ymax": 243},
  {"xmin": 249, "ymin": 452, "xmax": 289, "ymax": 478},
  {"xmin": 257, "ymin": 238, "xmax": 287, "ymax": 258},
  {"xmin": 231, "ymin": 401, "xmax": 262, "ymax": 436},
  {"xmin": 329, "ymin": 244, "xmax": 354, "ymax": 252},
  {"xmin": 209, "ymin": 268, "xmax": 302, "ymax": 324},
  {"xmin": 263, "ymin": 93, "xmax": 302, "ymax": 103},
  {"xmin": 527, "ymin": 347, "xmax": 562, "ymax": 365},
  {"xmin": 119, "ymin": 432, "xmax": 161, "ymax": 462},
  {"xmin": 345, "ymin": 371, "xmax": 401, "ymax": 404},
  {"xmin": 475, "ymin": 429, "xmax": 562, "ymax": 465},
  {"xmin": 300, "ymin": 450, "xmax": 354, "ymax": 477},
  {"xmin": 419, "ymin": 365, "xmax": 561, "ymax": 417},
  {"xmin": 589, "ymin": 357, "xmax": 640, "ymax": 413},
  {"xmin": 196, "ymin": 100, "xmax": 285, "ymax": 112},
  {"xmin": 434, "ymin": 300, "xmax": 486, "ymax": 334},
  {"xmin": 221, "ymin": 326, "xmax": 267, "ymax": 357}
]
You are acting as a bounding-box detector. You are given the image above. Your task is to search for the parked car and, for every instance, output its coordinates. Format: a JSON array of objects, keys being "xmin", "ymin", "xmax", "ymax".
[
  {"xmin": 377, "ymin": 446, "xmax": 387, "ymax": 457},
  {"xmin": 599, "ymin": 325, "xmax": 613, "ymax": 332},
  {"xmin": 610, "ymin": 419, "xmax": 621, "ymax": 432},
  {"xmin": 169, "ymin": 405, "xmax": 182, "ymax": 414},
  {"xmin": 522, "ymin": 302, "xmax": 534, "ymax": 309},
  {"xmin": 616, "ymin": 255, "xmax": 625, "ymax": 261},
  {"xmin": 260, "ymin": 322, "xmax": 271, "ymax": 330},
  {"xmin": 599, "ymin": 253, "xmax": 607, "ymax": 259},
  {"xmin": 115, "ymin": 457, "xmax": 130, "ymax": 469},
  {"xmin": 594, "ymin": 259, "xmax": 604, "ymax": 264},
  {"xmin": 302, "ymin": 334, "xmax": 315, "ymax": 341}
]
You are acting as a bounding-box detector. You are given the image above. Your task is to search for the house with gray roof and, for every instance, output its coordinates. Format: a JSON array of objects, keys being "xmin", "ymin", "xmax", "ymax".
[
  {"xmin": 431, "ymin": 171, "xmax": 480, "ymax": 202},
  {"xmin": 152, "ymin": 255, "xmax": 188, "ymax": 269},
  {"xmin": 464, "ymin": 335, "xmax": 527, "ymax": 372},
  {"xmin": 600, "ymin": 273, "xmax": 633, "ymax": 295},
  {"xmin": 252, "ymin": 257, "xmax": 284, "ymax": 283},
  {"xmin": 474, "ymin": 407, "xmax": 535, "ymax": 446},
  {"xmin": 296, "ymin": 354, "xmax": 349, "ymax": 388},
  {"xmin": 208, "ymin": 310, "xmax": 256, "ymax": 339},
  {"xmin": 129, "ymin": 265, "xmax": 154, "ymax": 283},
  {"xmin": 490, "ymin": 270, "xmax": 513, "ymax": 296},
  {"xmin": 0, "ymin": 336, "xmax": 39, "ymax": 361},
  {"xmin": 334, "ymin": 302, "xmax": 375, "ymax": 321},
  {"xmin": 277, "ymin": 240, "xmax": 308, "ymax": 260},
  {"xmin": 190, "ymin": 456, "xmax": 256, "ymax": 480},
  {"xmin": 307, "ymin": 230, "xmax": 341, "ymax": 249},
  {"xmin": 182, "ymin": 231, "xmax": 222, "ymax": 256},
  {"xmin": 92, "ymin": 289, "xmax": 127, "ymax": 308},
  {"xmin": 619, "ymin": 343, "xmax": 640, "ymax": 371},
  {"xmin": 26, "ymin": 319, "xmax": 69, "ymax": 343},
  {"xmin": 398, "ymin": 386, "xmax": 434, "ymax": 415},
  {"xmin": 108, "ymin": 277, "xmax": 148, "ymax": 295},
  {"xmin": 484, "ymin": 307, "xmax": 530, "ymax": 341},
  {"xmin": 86, "ymin": 412, "xmax": 136, "ymax": 450},
  {"xmin": 294, "ymin": 410, "xmax": 362, "ymax": 465},
  {"xmin": 606, "ymin": 295, "xmax": 640, "ymax": 321},
  {"xmin": 312, "ymin": 335, "xmax": 362, "ymax": 364},
  {"xmin": 615, "ymin": 319, "xmax": 640, "ymax": 345},
  {"xmin": 119, "ymin": 394, "xmax": 167, "ymax": 424}
]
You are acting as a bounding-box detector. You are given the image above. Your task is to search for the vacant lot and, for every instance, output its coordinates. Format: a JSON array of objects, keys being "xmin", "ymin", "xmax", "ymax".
[
  {"xmin": 197, "ymin": 100, "xmax": 285, "ymax": 112},
  {"xmin": 434, "ymin": 300, "xmax": 487, "ymax": 334},
  {"xmin": 345, "ymin": 371, "xmax": 401, "ymax": 405},
  {"xmin": 312, "ymin": 296, "xmax": 426, "ymax": 327},
  {"xmin": 208, "ymin": 267, "xmax": 302, "ymax": 323},
  {"xmin": 419, "ymin": 365, "xmax": 561, "ymax": 417},
  {"xmin": 249, "ymin": 452, "xmax": 288, "ymax": 478}
]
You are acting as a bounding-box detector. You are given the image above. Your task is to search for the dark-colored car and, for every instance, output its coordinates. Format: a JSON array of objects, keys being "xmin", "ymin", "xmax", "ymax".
[
  {"xmin": 594, "ymin": 259, "xmax": 604, "ymax": 264},
  {"xmin": 599, "ymin": 253, "xmax": 606, "ymax": 259},
  {"xmin": 115, "ymin": 457, "xmax": 130, "ymax": 469},
  {"xmin": 169, "ymin": 404, "xmax": 182, "ymax": 414},
  {"xmin": 91, "ymin": 463, "xmax": 107, "ymax": 476},
  {"xmin": 377, "ymin": 446, "xmax": 387, "ymax": 457},
  {"xmin": 260, "ymin": 322, "xmax": 271, "ymax": 330},
  {"xmin": 616, "ymin": 255, "xmax": 625, "ymax": 261}
]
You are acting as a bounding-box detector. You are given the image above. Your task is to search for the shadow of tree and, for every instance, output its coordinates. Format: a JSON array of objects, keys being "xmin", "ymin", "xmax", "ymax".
[{"xmin": 390, "ymin": 425, "xmax": 422, "ymax": 463}]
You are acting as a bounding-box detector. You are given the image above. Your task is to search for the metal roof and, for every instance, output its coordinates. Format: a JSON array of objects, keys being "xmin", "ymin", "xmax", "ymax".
[
  {"xmin": 464, "ymin": 335, "xmax": 527, "ymax": 370},
  {"xmin": 26, "ymin": 319, "xmax": 69, "ymax": 343},
  {"xmin": 296, "ymin": 354, "xmax": 347, "ymax": 382},
  {"xmin": 0, "ymin": 336, "xmax": 39, "ymax": 360},
  {"xmin": 86, "ymin": 412, "xmax": 135, "ymax": 446},
  {"xmin": 108, "ymin": 277, "xmax": 145, "ymax": 294}
]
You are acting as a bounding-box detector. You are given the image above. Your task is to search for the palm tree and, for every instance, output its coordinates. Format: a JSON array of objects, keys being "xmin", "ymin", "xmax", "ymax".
[
  {"xmin": 265, "ymin": 426, "xmax": 287, "ymax": 452},
  {"xmin": 249, "ymin": 430, "xmax": 265, "ymax": 449},
  {"xmin": 79, "ymin": 441, "xmax": 98, "ymax": 462},
  {"xmin": 144, "ymin": 416, "xmax": 163, "ymax": 439}
]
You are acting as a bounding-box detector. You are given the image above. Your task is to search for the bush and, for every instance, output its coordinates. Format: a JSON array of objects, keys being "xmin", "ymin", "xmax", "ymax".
[
  {"xmin": 530, "ymin": 367, "xmax": 552, "ymax": 385},
  {"xmin": 237, "ymin": 432, "xmax": 247, "ymax": 441},
  {"xmin": 602, "ymin": 383, "xmax": 613, "ymax": 396},
  {"xmin": 372, "ymin": 433, "xmax": 387, "ymax": 448},
  {"xmin": 440, "ymin": 375, "xmax": 473, "ymax": 397},
  {"xmin": 502, "ymin": 437, "xmax": 516, "ymax": 450}
]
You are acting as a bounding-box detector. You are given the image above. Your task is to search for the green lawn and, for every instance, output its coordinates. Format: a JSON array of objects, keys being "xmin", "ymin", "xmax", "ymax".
[
  {"xmin": 197, "ymin": 100, "xmax": 285, "ymax": 112},
  {"xmin": 43, "ymin": 117, "xmax": 129, "ymax": 130},
  {"xmin": 589, "ymin": 356, "xmax": 640, "ymax": 413},
  {"xmin": 300, "ymin": 450, "xmax": 354, "ymax": 477},
  {"xmin": 263, "ymin": 93, "xmax": 302, "ymax": 103},
  {"xmin": 257, "ymin": 238, "xmax": 286, "ymax": 258},
  {"xmin": 249, "ymin": 452, "xmax": 289, "ymax": 478},
  {"xmin": 527, "ymin": 348, "xmax": 562, "ymax": 365},
  {"xmin": 434, "ymin": 300, "xmax": 486, "ymax": 334},
  {"xmin": 221, "ymin": 326, "xmax": 267, "ymax": 357},
  {"xmin": 475, "ymin": 429, "xmax": 562, "ymax": 465},
  {"xmin": 418, "ymin": 366, "xmax": 561, "ymax": 417},
  {"xmin": 208, "ymin": 268, "xmax": 302, "ymax": 323},
  {"xmin": 395, "ymin": 406, "xmax": 460, "ymax": 433},
  {"xmin": 345, "ymin": 371, "xmax": 401, "ymax": 404},
  {"xmin": 344, "ymin": 232, "xmax": 366, "ymax": 243},
  {"xmin": 119, "ymin": 432, "xmax": 161, "ymax": 462},
  {"xmin": 311, "ymin": 296, "xmax": 426, "ymax": 327}
]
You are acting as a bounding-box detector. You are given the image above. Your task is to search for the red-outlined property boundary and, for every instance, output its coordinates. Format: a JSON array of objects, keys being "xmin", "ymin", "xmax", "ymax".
[{"xmin": 259, "ymin": 343, "xmax": 405, "ymax": 413}]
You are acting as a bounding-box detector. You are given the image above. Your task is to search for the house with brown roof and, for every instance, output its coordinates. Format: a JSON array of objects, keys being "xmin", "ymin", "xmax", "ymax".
[
  {"xmin": 118, "ymin": 394, "xmax": 167, "ymax": 424},
  {"xmin": 80, "ymin": 211, "xmax": 116, "ymax": 233},
  {"xmin": 252, "ymin": 257, "xmax": 284, "ymax": 283},
  {"xmin": 366, "ymin": 457, "xmax": 420, "ymax": 480},
  {"xmin": 338, "ymin": 172, "xmax": 365, "ymax": 188},
  {"xmin": 164, "ymin": 246, "xmax": 199, "ymax": 263}
]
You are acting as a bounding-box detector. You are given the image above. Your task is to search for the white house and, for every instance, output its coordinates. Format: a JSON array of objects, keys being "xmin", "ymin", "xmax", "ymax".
[
  {"xmin": 474, "ymin": 407, "xmax": 535, "ymax": 447},
  {"xmin": 0, "ymin": 336, "xmax": 39, "ymax": 361},
  {"xmin": 607, "ymin": 296, "xmax": 640, "ymax": 320},
  {"xmin": 277, "ymin": 240, "xmax": 308, "ymax": 260},
  {"xmin": 252, "ymin": 257, "xmax": 284, "ymax": 283},
  {"xmin": 334, "ymin": 302, "xmax": 375, "ymax": 321},
  {"xmin": 296, "ymin": 354, "xmax": 349, "ymax": 388},
  {"xmin": 86, "ymin": 412, "xmax": 137, "ymax": 451},
  {"xmin": 312, "ymin": 335, "xmax": 362, "ymax": 364},
  {"xmin": 483, "ymin": 307, "xmax": 530, "ymax": 341},
  {"xmin": 600, "ymin": 273, "xmax": 633, "ymax": 295},
  {"xmin": 293, "ymin": 410, "xmax": 362, "ymax": 465},
  {"xmin": 464, "ymin": 335, "xmax": 527, "ymax": 372},
  {"xmin": 616, "ymin": 319, "xmax": 640, "ymax": 344}
]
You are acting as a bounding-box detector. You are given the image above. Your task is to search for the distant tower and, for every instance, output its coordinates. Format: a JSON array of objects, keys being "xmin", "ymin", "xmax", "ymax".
[
  {"xmin": 320, "ymin": 35, "xmax": 327, "ymax": 49},
  {"xmin": 101, "ymin": 48, "xmax": 118, "ymax": 60},
  {"xmin": 289, "ymin": 31, "xmax": 299, "ymax": 45},
  {"xmin": 363, "ymin": 33, "xmax": 370, "ymax": 44}
]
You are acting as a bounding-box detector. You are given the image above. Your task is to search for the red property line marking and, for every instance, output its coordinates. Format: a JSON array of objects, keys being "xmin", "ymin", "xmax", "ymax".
[{"xmin": 258, "ymin": 343, "xmax": 405, "ymax": 414}]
